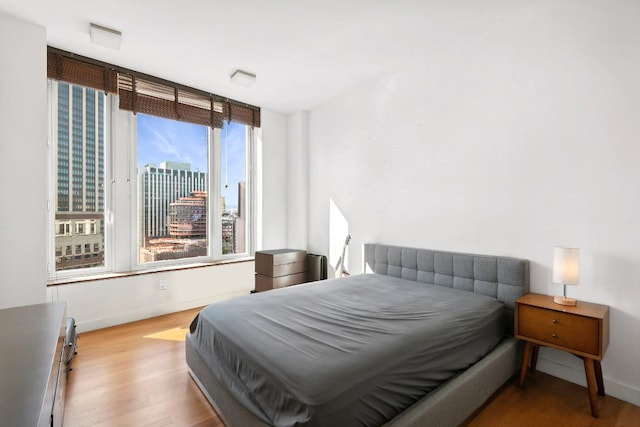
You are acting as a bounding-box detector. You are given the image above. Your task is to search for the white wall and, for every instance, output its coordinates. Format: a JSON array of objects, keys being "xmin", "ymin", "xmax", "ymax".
[
  {"xmin": 257, "ymin": 109, "xmax": 310, "ymax": 252},
  {"xmin": 47, "ymin": 262, "xmax": 254, "ymax": 332},
  {"xmin": 260, "ymin": 109, "xmax": 289, "ymax": 250},
  {"xmin": 0, "ymin": 13, "xmax": 47, "ymax": 309},
  {"xmin": 286, "ymin": 111, "xmax": 310, "ymax": 250},
  {"xmin": 306, "ymin": 2, "xmax": 640, "ymax": 405}
]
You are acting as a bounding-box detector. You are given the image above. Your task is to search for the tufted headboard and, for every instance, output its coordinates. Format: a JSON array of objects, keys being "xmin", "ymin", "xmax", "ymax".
[{"xmin": 364, "ymin": 244, "xmax": 529, "ymax": 332}]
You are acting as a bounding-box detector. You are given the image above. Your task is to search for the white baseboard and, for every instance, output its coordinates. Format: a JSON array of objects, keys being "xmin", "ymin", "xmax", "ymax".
[
  {"xmin": 74, "ymin": 290, "xmax": 249, "ymax": 333},
  {"xmin": 536, "ymin": 356, "xmax": 640, "ymax": 407}
]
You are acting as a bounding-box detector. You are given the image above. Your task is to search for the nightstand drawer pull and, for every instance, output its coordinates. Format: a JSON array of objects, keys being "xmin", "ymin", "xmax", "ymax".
[
  {"xmin": 552, "ymin": 333, "xmax": 558, "ymax": 338},
  {"xmin": 552, "ymin": 319, "xmax": 558, "ymax": 324}
]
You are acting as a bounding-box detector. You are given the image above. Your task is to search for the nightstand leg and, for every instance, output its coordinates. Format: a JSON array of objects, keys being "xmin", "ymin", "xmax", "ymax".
[
  {"xmin": 584, "ymin": 358, "xmax": 600, "ymax": 418},
  {"xmin": 529, "ymin": 345, "xmax": 539, "ymax": 373},
  {"xmin": 518, "ymin": 341, "xmax": 532, "ymax": 388},
  {"xmin": 594, "ymin": 360, "xmax": 605, "ymax": 396}
]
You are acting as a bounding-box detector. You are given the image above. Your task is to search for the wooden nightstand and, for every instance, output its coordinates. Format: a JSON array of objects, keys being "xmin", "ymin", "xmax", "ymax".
[{"xmin": 515, "ymin": 293, "xmax": 609, "ymax": 417}]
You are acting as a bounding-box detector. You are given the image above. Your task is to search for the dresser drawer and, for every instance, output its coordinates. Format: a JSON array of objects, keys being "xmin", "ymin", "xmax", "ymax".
[
  {"xmin": 517, "ymin": 304, "xmax": 599, "ymax": 356},
  {"xmin": 255, "ymin": 272, "xmax": 307, "ymax": 292}
]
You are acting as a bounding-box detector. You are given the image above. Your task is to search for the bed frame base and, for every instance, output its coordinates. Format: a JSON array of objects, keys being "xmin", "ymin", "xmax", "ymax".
[
  {"xmin": 186, "ymin": 334, "xmax": 269, "ymax": 427},
  {"xmin": 383, "ymin": 337, "xmax": 521, "ymax": 426},
  {"xmin": 186, "ymin": 334, "xmax": 521, "ymax": 427}
]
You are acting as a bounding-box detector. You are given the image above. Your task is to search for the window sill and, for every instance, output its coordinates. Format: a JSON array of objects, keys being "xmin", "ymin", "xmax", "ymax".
[{"xmin": 47, "ymin": 256, "xmax": 254, "ymax": 287}]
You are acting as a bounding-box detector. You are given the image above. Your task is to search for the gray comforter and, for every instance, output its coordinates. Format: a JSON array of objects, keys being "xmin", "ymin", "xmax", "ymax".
[{"xmin": 189, "ymin": 274, "xmax": 506, "ymax": 427}]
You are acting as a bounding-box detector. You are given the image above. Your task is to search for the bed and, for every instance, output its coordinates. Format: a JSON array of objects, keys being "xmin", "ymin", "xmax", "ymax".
[{"xmin": 186, "ymin": 243, "xmax": 529, "ymax": 427}]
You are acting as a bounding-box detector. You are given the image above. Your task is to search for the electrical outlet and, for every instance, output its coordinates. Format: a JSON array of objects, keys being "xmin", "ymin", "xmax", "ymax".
[{"xmin": 158, "ymin": 279, "xmax": 167, "ymax": 290}]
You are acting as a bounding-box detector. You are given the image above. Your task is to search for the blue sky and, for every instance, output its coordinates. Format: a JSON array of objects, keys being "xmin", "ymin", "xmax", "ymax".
[{"xmin": 137, "ymin": 114, "xmax": 246, "ymax": 208}]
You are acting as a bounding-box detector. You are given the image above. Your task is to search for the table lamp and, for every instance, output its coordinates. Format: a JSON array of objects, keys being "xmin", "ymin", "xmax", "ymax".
[{"xmin": 552, "ymin": 246, "xmax": 579, "ymax": 306}]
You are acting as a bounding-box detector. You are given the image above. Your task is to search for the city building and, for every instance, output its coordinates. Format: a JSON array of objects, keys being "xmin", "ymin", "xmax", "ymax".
[
  {"xmin": 138, "ymin": 237, "xmax": 207, "ymax": 263},
  {"xmin": 54, "ymin": 82, "xmax": 105, "ymax": 271},
  {"xmin": 138, "ymin": 164, "xmax": 245, "ymax": 259},
  {"xmin": 235, "ymin": 181, "xmax": 246, "ymax": 254},
  {"xmin": 138, "ymin": 163, "xmax": 207, "ymax": 263},
  {"xmin": 140, "ymin": 190, "xmax": 208, "ymax": 262},
  {"xmin": 221, "ymin": 213, "xmax": 236, "ymax": 254},
  {"xmin": 138, "ymin": 162, "xmax": 207, "ymax": 243},
  {"xmin": 168, "ymin": 191, "xmax": 207, "ymax": 238},
  {"xmin": 221, "ymin": 182, "xmax": 246, "ymax": 255}
]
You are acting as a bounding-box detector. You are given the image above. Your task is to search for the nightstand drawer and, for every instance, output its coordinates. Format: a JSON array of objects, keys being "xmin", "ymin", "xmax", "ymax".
[{"xmin": 518, "ymin": 304, "xmax": 599, "ymax": 355}]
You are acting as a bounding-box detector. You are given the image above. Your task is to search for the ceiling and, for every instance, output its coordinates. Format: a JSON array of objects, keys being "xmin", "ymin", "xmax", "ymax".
[{"xmin": 0, "ymin": 0, "xmax": 533, "ymax": 112}]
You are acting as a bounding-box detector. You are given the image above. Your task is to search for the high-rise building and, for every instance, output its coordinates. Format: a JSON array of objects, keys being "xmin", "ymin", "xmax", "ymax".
[
  {"xmin": 54, "ymin": 82, "xmax": 106, "ymax": 271},
  {"xmin": 222, "ymin": 214, "xmax": 236, "ymax": 254},
  {"xmin": 221, "ymin": 181, "xmax": 246, "ymax": 255},
  {"xmin": 139, "ymin": 190, "xmax": 208, "ymax": 263},
  {"xmin": 168, "ymin": 191, "xmax": 207, "ymax": 238},
  {"xmin": 138, "ymin": 162, "xmax": 207, "ymax": 242},
  {"xmin": 235, "ymin": 182, "xmax": 246, "ymax": 253}
]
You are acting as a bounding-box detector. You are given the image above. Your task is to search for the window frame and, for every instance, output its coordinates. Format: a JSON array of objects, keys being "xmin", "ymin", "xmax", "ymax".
[
  {"xmin": 47, "ymin": 79, "xmax": 255, "ymax": 281},
  {"xmin": 131, "ymin": 114, "xmax": 217, "ymax": 270},
  {"xmin": 217, "ymin": 123, "xmax": 254, "ymax": 260},
  {"xmin": 47, "ymin": 79, "xmax": 113, "ymax": 279}
]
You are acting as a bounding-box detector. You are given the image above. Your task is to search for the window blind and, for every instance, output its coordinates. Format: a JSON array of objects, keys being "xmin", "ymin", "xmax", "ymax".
[
  {"xmin": 47, "ymin": 47, "xmax": 260, "ymax": 128},
  {"xmin": 47, "ymin": 49, "xmax": 117, "ymax": 94}
]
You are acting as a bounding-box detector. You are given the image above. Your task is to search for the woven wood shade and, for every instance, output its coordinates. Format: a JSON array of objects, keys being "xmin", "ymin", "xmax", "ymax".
[
  {"xmin": 47, "ymin": 47, "xmax": 260, "ymax": 128},
  {"xmin": 117, "ymin": 74, "xmax": 226, "ymax": 128},
  {"xmin": 47, "ymin": 50, "xmax": 117, "ymax": 94}
]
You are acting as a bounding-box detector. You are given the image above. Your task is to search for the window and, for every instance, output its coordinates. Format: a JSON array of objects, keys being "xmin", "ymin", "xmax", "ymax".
[
  {"xmin": 47, "ymin": 48, "xmax": 258, "ymax": 280},
  {"xmin": 221, "ymin": 121, "xmax": 249, "ymax": 255},
  {"xmin": 50, "ymin": 81, "xmax": 107, "ymax": 274},
  {"xmin": 56, "ymin": 222, "xmax": 71, "ymax": 236},
  {"xmin": 136, "ymin": 114, "xmax": 209, "ymax": 264}
]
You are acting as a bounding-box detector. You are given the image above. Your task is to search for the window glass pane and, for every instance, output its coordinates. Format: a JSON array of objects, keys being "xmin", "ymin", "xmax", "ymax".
[
  {"xmin": 54, "ymin": 82, "xmax": 106, "ymax": 272},
  {"xmin": 221, "ymin": 121, "xmax": 247, "ymax": 255},
  {"xmin": 137, "ymin": 114, "xmax": 209, "ymax": 264}
]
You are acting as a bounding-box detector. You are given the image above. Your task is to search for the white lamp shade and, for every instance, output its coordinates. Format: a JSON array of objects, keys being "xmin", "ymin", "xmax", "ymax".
[{"xmin": 552, "ymin": 247, "xmax": 579, "ymax": 285}]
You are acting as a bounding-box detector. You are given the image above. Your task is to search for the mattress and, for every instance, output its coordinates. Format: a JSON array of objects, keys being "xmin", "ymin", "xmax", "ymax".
[{"xmin": 188, "ymin": 274, "xmax": 507, "ymax": 427}]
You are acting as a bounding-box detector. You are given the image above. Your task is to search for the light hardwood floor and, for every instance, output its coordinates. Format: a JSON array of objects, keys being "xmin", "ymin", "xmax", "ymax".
[
  {"xmin": 64, "ymin": 308, "xmax": 640, "ymax": 427},
  {"xmin": 64, "ymin": 307, "xmax": 219, "ymax": 427}
]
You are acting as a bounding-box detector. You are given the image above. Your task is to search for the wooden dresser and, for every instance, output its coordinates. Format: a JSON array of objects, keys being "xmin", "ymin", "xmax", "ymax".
[
  {"xmin": 0, "ymin": 302, "xmax": 68, "ymax": 426},
  {"xmin": 254, "ymin": 249, "xmax": 307, "ymax": 292},
  {"xmin": 515, "ymin": 293, "xmax": 609, "ymax": 417}
]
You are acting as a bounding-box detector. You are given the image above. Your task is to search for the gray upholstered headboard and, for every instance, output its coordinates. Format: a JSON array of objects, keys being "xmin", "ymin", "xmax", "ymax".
[{"xmin": 364, "ymin": 244, "xmax": 529, "ymax": 331}]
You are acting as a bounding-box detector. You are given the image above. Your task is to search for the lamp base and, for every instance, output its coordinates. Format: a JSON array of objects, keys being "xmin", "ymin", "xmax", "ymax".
[{"xmin": 553, "ymin": 295, "xmax": 577, "ymax": 306}]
